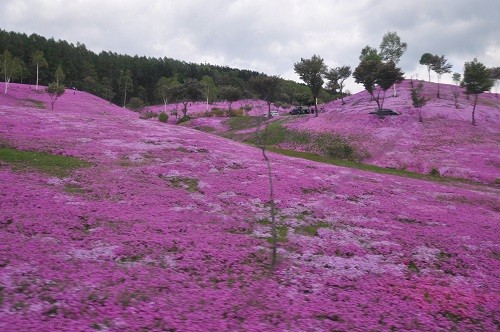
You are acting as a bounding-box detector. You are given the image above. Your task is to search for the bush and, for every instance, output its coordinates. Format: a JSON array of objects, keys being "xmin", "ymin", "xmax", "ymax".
[
  {"xmin": 430, "ymin": 168, "xmax": 440, "ymax": 177},
  {"xmin": 177, "ymin": 115, "xmax": 192, "ymax": 124},
  {"xmin": 211, "ymin": 107, "xmax": 225, "ymax": 117},
  {"xmin": 158, "ymin": 112, "xmax": 168, "ymax": 123},
  {"xmin": 139, "ymin": 111, "xmax": 157, "ymax": 119},
  {"xmin": 226, "ymin": 108, "xmax": 245, "ymax": 117},
  {"xmin": 127, "ymin": 97, "xmax": 144, "ymax": 112}
]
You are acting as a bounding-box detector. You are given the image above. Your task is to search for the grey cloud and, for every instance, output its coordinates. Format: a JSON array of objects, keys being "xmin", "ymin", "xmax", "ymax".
[{"xmin": 0, "ymin": 0, "xmax": 498, "ymax": 92}]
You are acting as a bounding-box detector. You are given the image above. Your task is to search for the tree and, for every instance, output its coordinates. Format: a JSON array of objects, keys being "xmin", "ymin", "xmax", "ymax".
[
  {"xmin": 452, "ymin": 72, "xmax": 461, "ymax": 108},
  {"xmin": 379, "ymin": 31, "xmax": 407, "ymax": 96},
  {"xmin": 431, "ymin": 55, "xmax": 452, "ymax": 98},
  {"xmin": 420, "ymin": 53, "xmax": 435, "ymax": 82},
  {"xmin": 461, "ymin": 58, "xmax": 494, "ymax": 125},
  {"xmin": 100, "ymin": 77, "xmax": 115, "ymax": 104},
  {"xmin": 55, "ymin": 65, "xmax": 65, "ymax": 86},
  {"xmin": 1, "ymin": 50, "xmax": 23, "ymax": 95},
  {"xmin": 31, "ymin": 50, "xmax": 48, "ymax": 91},
  {"xmin": 249, "ymin": 75, "xmax": 282, "ymax": 118},
  {"xmin": 46, "ymin": 80, "xmax": 65, "ymax": 111},
  {"xmin": 353, "ymin": 58, "xmax": 404, "ymax": 113},
  {"xmin": 294, "ymin": 55, "xmax": 326, "ymax": 117},
  {"xmin": 118, "ymin": 69, "xmax": 133, "ymax": 107},
  {"xmin": 324, "ymin": 65, "xmax": 351, "ymax": 104},
  {"xmin": 359, "ymin": 46, "xmax": 381, "ymax": 61},
  {"xmin": 175, "ymin": 78, "xmax": 204, "ymax": 117},
  {"xmin": 200, "ymin": 75, "xmax": 217, "ymax": 110},
  {"xmin": 410, "ymin": 81, "xmax": 428, "ymax": 122},
  {"xmin": 217, "ymin": 85, "xmax": 242, "ymax": 110},
  {"xmin": 155, "ymin": 77, "xmax": 175, "ymax": 111}
]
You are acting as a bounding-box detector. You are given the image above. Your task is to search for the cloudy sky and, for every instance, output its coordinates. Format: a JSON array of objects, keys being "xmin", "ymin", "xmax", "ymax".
[{"xmin": 1, "ymin": 0, "xmax": 499, "ymax": 92}]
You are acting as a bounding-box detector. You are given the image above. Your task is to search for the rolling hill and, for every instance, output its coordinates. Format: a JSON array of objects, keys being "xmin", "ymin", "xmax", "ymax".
[{"xmin": 0, "ymin": 83, "xmax": 499, "ymax": 331}]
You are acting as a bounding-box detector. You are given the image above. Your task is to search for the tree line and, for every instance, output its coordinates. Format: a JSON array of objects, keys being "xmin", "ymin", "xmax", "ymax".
[{"xmin": 0, "ymin": 29, "xmax": 321, "ymax": 107}]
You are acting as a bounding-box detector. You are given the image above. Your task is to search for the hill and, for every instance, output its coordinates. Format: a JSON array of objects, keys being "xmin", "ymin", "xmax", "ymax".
[
  {"xmin": 0, "ymin": 83, "xmax": 499, "ymax": 331},
  {"xmin": 178, "ymin": 79, "xmax": 499, "ymax": 184}
]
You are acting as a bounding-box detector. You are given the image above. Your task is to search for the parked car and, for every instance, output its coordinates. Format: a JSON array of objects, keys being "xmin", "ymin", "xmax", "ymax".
[
  {"xmin": 270, "ymin": 110, "xmax": 279, "ymax": 117},
  {"xmin": 289, "ymin": 106, "xmax": 311, "ymax": 115},
  {"xmin": 369, "ymin": 109, "xmax": 399, "ymax": 116}
]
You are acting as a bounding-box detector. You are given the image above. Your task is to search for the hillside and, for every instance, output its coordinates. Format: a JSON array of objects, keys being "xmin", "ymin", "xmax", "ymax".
[
  {"xmin": 0, "ymin": 83, "xmax": 499, "ymax": 331},
  {"xmin": 177, "ymin": 80, "xmax": 500, "ymax": 184}
]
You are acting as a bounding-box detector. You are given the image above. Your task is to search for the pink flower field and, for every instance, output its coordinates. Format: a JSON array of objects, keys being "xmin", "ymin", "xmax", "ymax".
[
  {"xmin": 0, "ymin": 83, "xmax": 499, "ymax": 331},
  {"xmin": 284, "ymin": 80, "xmax": 500, "ymax": 184}
]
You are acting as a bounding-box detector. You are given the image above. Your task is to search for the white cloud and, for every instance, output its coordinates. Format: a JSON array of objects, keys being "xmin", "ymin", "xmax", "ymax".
[{"xmin": 1, "ymin": 0, "xmax": 498, "ymax": 92}]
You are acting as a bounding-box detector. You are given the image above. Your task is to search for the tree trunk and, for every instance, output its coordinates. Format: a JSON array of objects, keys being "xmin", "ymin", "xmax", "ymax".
[
  {"xmin": 260, "ymin": 126, "xmax": 277, "ymax": 268},
  {"xmin": 36, "ymin": 64, "xmax": 39, "ymax": 91},
  {"xmin": 4, "ymin": 77, "xmax": 9, "ymax": 95},
  {"xmin": 418, "ymin": 107, "xmax": 423, "ymax": 123},
  {"xmin": 392, "ymin": 83, "xmax": 397, "ymax": 97},
  {"xmin": 163, "ymin": 99, "xmax": 167, "ymax": 111},
  {"xmin": 472, "ymin": 94, "xmax": 478, "ymax": 125},
  {"xmin": 314, "ymin": 97, "xmax": 318, "ymax": 117},
  {"xmin": 123, "ymin": 88, "xmax": 127, "ymax": 108}
]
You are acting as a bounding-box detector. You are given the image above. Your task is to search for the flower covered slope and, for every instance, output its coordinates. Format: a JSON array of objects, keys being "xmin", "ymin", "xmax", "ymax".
[
  {"xmin": 285, "ymin": 80, "xmax": 500, "ymax": 183},
  {"xmin": 0, "ymin": 84, "xmax": 499, "ymax": 331}
]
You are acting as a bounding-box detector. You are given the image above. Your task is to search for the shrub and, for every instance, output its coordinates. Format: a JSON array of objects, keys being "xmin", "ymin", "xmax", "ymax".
[
  {"xmin": 140, "ymin": 111, "xmax": 157, "ymax": 119},
  {"xmin": 127, "ymin": 97, "xmax": 144, "ymax": 112},
  {"xmin": 226, "ymin": 108, "xmax": 245, "ymax": 117},
  {"xmin": 430, "ymin": 168, "xmax": 440, "ymax": 177},
  {"xmin": 158, "ymin": 112, "xmax": 168, "ymax": 123},
  {"xmin": 177, "ymin": 115, "xmax": 191, "ymax": 124},
  {"xmin": 211, "ymin": 108, "xmax": 225, "ymax": 117}
]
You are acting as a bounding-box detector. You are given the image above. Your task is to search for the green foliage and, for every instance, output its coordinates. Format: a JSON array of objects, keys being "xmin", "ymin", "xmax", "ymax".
[
  {"xmin": 429, "ymin": 168, "xmax": 441, "ymax": 177},
  {"xmin": 200, "ymin": 75, "xmax": 217, "ymax": 103},
  {"xmin": 177, "ymin": 115, "xmax": 192, "ymax": 124},
  {"xmin": 293, "ymin": 55, "xmax": 326, "ymax": 115},
  {"xmin": 359, "ymin": 46, "xmax": 381, "ymax": 62},
  {"xmin": 353, "ymin": 58, "xmax": 404, "ymax": 111},
  {"xmin": 155, "ymin": 76, "xmax": 179, "ymax": 108},
  {"xmin": 54, "ymin": 64, "xmax": 65, "ymax": 85},
  {"xmin": 126, "ymin": 97, "xmax": 144, "ymax": 112},
  {"xmin": 0, "ymin": 147, "xmax": 90, "ymax": 177},
  {"xmin": 249, "ymin": 75, "xmax": 282, "ymax": 117},
  {"xmin": 118, "ymin": 69, "xmax": 133, "ymax": 107},
  {"xmin": 158, "ymin": 111, "xmax": 168, "ymax": 123},
  {"xmin": 431, "ymin": 55, "xmax": 452, "ymax": 98},
  {"xmin": 324, "ymin": 65, "xmax": 351, "ymax": 104},
  {"xmin": 45, "ymin": 82, "xmax": 65, "ymax": 110},
  {"xmin": 420, "ymin": 52, "xmax": 435, "ymax": 82},
  {"xmin": 461, "ymin": 58, "xmax": 495, "ymax": 125},
  {"xmin": 379, "ymin": 31, "xmax": 407, "ymax": 64},
  {"xmin": 1, "ymin": 50, "xmax": 24, "ymax": 93},
  {"xmin": 411, "ymin": 81, "xmax": 428, "ymax": 122},
  {"xmin": 218, "ymin": 85, "xmax": 242, "ymax": 109}
]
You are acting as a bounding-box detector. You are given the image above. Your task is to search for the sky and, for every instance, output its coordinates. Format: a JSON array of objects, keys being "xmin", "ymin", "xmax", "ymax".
[{"xmin": 1, "ymin": 0, "xmax": 499, "ymax": 93}]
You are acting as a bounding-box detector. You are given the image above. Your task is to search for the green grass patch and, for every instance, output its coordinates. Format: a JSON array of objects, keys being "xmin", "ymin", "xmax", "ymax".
[
  {"xmin": 167, "ymin": 176, "xmax": 199, "ymax": 192},
  {"xmin": 296, "ymin": 221, "xmax": 330, "ymax": 236},
  {"xmin": 21, "ymin": 98, "xmax": 45, "ymax": 109},
  {"xmin": 264, "ymin": 146, "xmax": 485, "ymax": 186},
  {"xmin": 226, "ymin": 116, "xmax": 263, "ymax": 131},
  {"xmin": 64, "ymin": 183, "xmax": 88, "ymax": 194},
  {"xmin": 265, "ymin": 225, "xmax": 288, "ymax": 244},
  {"xmin": 0, "ymin": 147, "xmax": 91, "ymax": 177}
]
